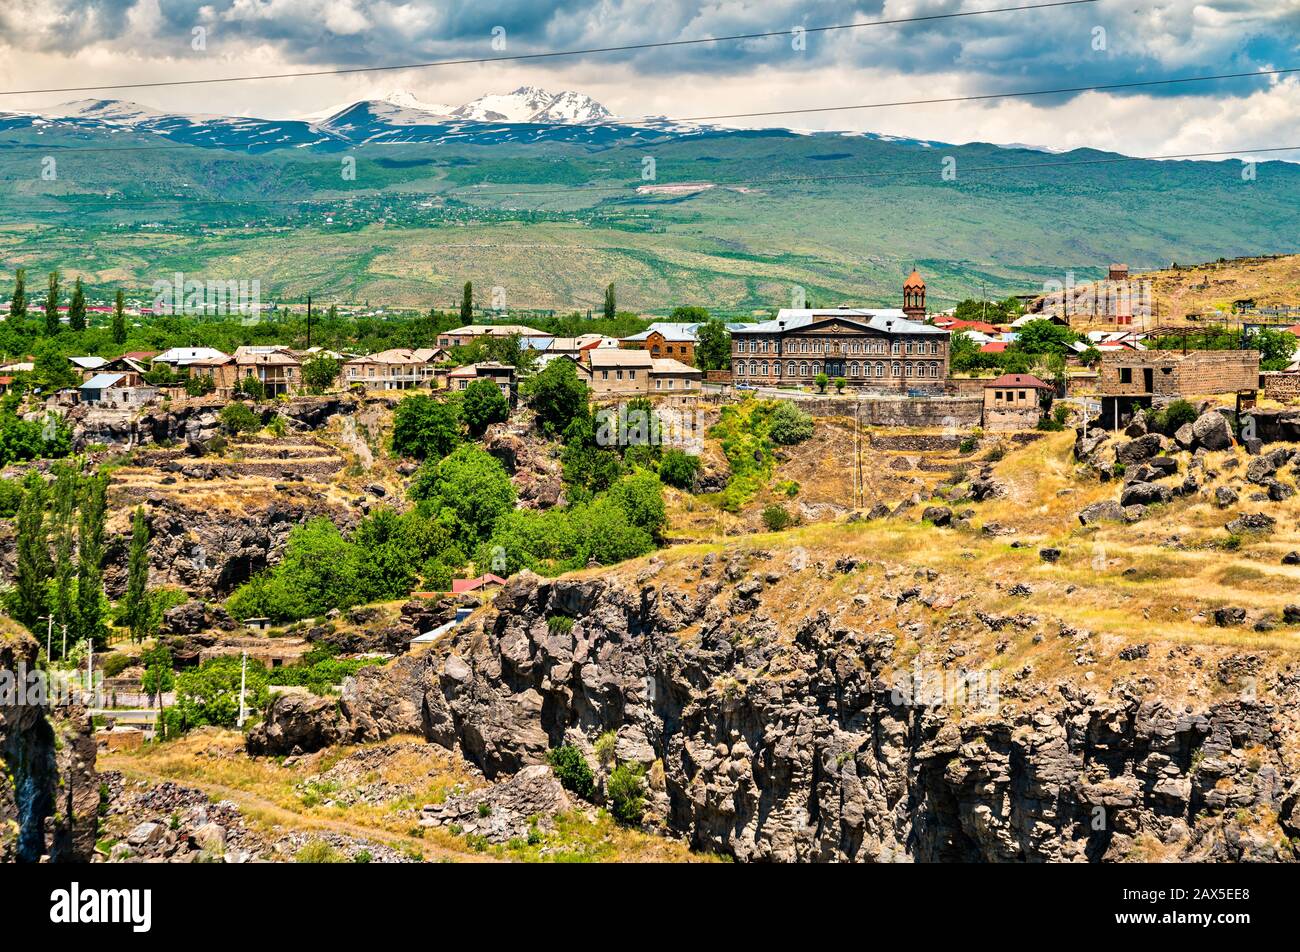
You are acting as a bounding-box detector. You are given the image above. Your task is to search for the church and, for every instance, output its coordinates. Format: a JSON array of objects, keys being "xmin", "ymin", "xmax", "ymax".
[{"xmin": 730, "ymin": 270, "xmax": 950, "ymax": 392}]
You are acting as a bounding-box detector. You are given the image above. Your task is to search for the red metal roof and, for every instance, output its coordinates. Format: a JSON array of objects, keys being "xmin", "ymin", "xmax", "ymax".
[{"xmin": 450, "ymin": 573, "xmax": 508, "ymax": 594}]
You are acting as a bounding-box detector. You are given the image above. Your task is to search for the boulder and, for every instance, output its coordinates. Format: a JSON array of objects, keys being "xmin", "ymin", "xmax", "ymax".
[
  {"xmin": 245, "ymin": 693, "xmax": 345, "ymax": 756},
  {"xmin": 921, "ymin": 506, "xmax": 952, "ymax": 527},
  {"xmin": 1173, "ymin": 423, "xmax": 1195, "ymax": 451},
  {"xmin": 1190, "ymin": 411, "xmax": 1233, "ymax": 451},
  {"xmin": 1120, "ymin": 481, "xmax": 1171, "ymax": 507},
  {"xmin": 1114, "ymin": 433, "xmax": 1166, "ymax": 466},
  {"xmin": 1078, "ymin": 500, "xmax": 1126, "ymax": 525},
  {"xmin": 1226, "ymin": 512, "xmax": 1276, "ymax": 535},
  {"xmin": 1215, "ymin": 486, "xmax": 1238, "ymax": 509}
]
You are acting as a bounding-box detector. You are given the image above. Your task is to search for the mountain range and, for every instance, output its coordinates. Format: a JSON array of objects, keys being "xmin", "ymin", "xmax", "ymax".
[
  {"xmin": 0, "ymin": 86, "xmax": 930, "ymax": 152},
  {"xmin": 0, "ymin": 86, "xmax": 1296, "ymax": 313}
]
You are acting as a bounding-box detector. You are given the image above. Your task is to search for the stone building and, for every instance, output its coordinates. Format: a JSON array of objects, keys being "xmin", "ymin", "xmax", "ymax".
[
  {"xmin": 1098, "ymin": 349, "xmax": 1260, "ymax": 428},
  {"xmin": 730, "ymin": 271, "xmax": 948, "ymax": 391}
]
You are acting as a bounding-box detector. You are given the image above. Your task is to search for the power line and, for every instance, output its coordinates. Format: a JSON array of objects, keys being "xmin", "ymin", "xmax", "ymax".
[
  {"xmin": 2, "ymin": 63, "xmax": 1294, "ymax": 161},
  {"xmin": 0, "ymin": 1, "xmax": 1096, "ymax": 98},
  {"xmin": 1, "ymin": 143, "xmax": 1293, "ymax": 209},
  {"xmin": 676, "ymin": 66, "xmax": 1300, "ymax": 121}
]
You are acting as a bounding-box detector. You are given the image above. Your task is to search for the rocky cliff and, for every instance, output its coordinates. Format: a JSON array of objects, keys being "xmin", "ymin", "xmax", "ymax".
[
  {"xmin": 293, "ymin": 558, "xmax": 1300, "ymax": 863},
  {"xmin": 0, "ymin": 623, "xmax": 99, "ymax": 863}
]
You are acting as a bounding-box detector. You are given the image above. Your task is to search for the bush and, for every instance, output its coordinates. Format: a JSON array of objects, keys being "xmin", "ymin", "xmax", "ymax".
[
  {"xmin": 594, "ymin": 731, "xmax": 617, "ymax": 768},
  {"xmin": 0, "ymin": 478, "xmax": 22, "ymax": 518},
  {"xmin": 1148, "ymin": 399, "xmax": 1197, "ymax": 436},
  {"xmin": 761, "ymin": 504, "xmax": 792, "ymax": 531},
  {"xmin": 658, "ymin": 449, "xmax": 699, "ymax": 490},
  {"xmin": 547, "ymin": 745, "xmax": 595, "ymax": 800},
  {"xmin": 218, "ymin": 402, "xmax": 260, "ymax": 435},
  {"xmin": 768, "ymin": 401, "xmax": 814, "ymax": 445},
  {"xmin": 461, "ymin": 378, "xmax": 509, "ymax": 437},
  {"xmin": 391, "ymin": 393, "xmax": 462, "ymax": 460},
  {"xmin": 606, "ymin": 762, "xmax": 647, "ymax": 825}
]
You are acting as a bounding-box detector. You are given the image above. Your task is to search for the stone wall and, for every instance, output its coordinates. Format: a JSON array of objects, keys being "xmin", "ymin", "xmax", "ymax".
[
  {"xmin": 770, "ymin": 393, "xmax": 982, "ymax": 427},
  {"xmin": 1262, "ymin": 372, "xmax": 1300, "ymax": 404},
  {"xmin": 1099, "ymin": 350, "xmax": 1259, "ymax": 397},
  {"xmin": 984, "ymin": 406, "xmax": 1042, "ymax": 432}
]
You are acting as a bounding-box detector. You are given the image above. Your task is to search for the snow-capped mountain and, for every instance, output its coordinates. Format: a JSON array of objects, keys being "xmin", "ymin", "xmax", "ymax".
[
  {"xmin": 1, "ymin": 87, "xmax": 723, "ymax": 152},
  {"xmin": 450, "ymin": 86, "xmax": 611, "ymax": 124}
]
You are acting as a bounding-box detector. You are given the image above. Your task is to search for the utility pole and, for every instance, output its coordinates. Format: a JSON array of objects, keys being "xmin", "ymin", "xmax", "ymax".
[
  {"xmin": 237, "ymin": 651, "xmax": 248, "ymax": 728},
  {"xmin": 44, "ymin": 615, "xmax": 52, "ymax": 661}
]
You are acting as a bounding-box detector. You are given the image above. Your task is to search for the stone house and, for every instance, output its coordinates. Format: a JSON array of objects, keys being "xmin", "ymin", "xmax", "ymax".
[{"xmin": 983, "ymin": 373, "xmax": 1052, "ymax": 431}]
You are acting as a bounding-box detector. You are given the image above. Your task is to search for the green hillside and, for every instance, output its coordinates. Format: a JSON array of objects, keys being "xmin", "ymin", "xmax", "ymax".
[{"xmin": 0, "ymin": 127, "xmax": 1296, "ymax": 314}]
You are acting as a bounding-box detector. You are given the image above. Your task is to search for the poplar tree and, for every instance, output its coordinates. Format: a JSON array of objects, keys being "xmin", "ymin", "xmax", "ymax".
[
  {"xmin": 10, "ymin": 268, "xmax": 26, "ymax": 321},
  {"xmin": 124, "ymin": 506, "xmax": 151, "ymax": 643},
  {"xmin": 460, "ymin": 281, "xmax": 473, "ymax": 322},
  {"xmin": 74, "ymin": 473, "xmax": 108, "ymax": 649},
  {"xmin": 44, "ymin": 270, "xmax": 60, "ymax": 335},
  {"xmin": 67, "ymin": 277, "xmax": 86, "ymax": 331},
  {"xmin": 50, "ymin": 464, "xmax": 79, "ymax": 649},
  {"xmin": 111, "ymin": 289, "xmax": 127, "ymax": 345},
  {"xmin": 603, "ymin": 283, "xmax": 616, "ymax": 320},
  {"xmin": 11, "ymin": 473, "xmax": 51, "ymax": 632}
]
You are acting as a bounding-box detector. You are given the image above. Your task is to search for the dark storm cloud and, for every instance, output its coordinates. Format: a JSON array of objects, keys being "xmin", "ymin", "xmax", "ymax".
[{"xmin": 1, "ymin": 1, "xmax": 1296, "ymax": 101}]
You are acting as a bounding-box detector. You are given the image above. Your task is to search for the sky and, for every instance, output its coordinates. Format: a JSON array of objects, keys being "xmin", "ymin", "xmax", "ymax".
[{"xmin": 0, "ymin": 0, "xmax": 1296, "ymax": 159}]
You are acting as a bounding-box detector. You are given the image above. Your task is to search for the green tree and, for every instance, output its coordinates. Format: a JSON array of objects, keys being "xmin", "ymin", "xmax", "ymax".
[
  {"xmin": 814, "ymin": 371, "xmax": 828, "ymax": 393},
  {"xmin": 606, "ymin": 468, "xmax": 666, "ymax": 540},
  {"xmin": 123, "ymin": 506, "xmax": 152, "ymax": 643},
  {"xmin": 410, "ymin": 444, "xmax": 516, "ymax": 549},
  {"xmin": 768, "ymin": 401, "xmax": 814, "ymax": 445},
  {"xmin": 1251, "ymin": 328, "xmax": 1297, "ymax": 371},
  {"xmin": 74, "ymin": 473, "xmax": 108, "ymax": 649},
  {"xmin": 523, "ymin": 358, "xmax": 589, "ymax": 435},
  {"xmin": 460, "ymin": 281, "xmax": 473, "ymax": 322},
  {"xmin": 166, "ymin": 656, "xmax": 269, "ymax": 733},
  {"xmin": 141, "ymin": 643, "xmax": 174, "ymax": 714},
  {"xmin": 33, "ymin": 338, "xmax": 77, "ymax": 391},
  {"xmin": 43, "ymin": 270, "xmax": 60, "ymax": 335},
  {"xmin": 695, "ymin": 318, "xmax": 731, "ymax": 371},
  {"xmin": 218, "ymin": 401, "xmax": 261, "ymax": 434},
  {"xmin": 1012, "ymin": 319, "xmax": 1077, "ymax": 355},
  {"xmin": 9, "ymin": 268, "xmax": 26, "ymax": 321},
  {"xmin": 50, "ymin": 464, "xmax": 79, "ymax": 645},
  {"xmin": 301, "ymin": 353, "xmax": 341, "ymax": 393},
  {"xmin": 111, "ymin": 289, "xmax": 127, "ymax": 345},
  {"xmin": 226, "ymin": 518, "xmax": 361, "ymax": 621},
  {"xmin": 391, "ymin": 393, "xmax": 462, "ymax": 459},
  {"xmin": 236, "ymin": 373, "xmax": 265, "ymax": 401},
  {"xmin": 352, "ymin": 508, "xmax": 417, "ymax": 602},
  {"xmin": 461, "ymin": 378, "xmax": 509, "ymax": 437},
  {"xmin": 658, "ymin": 449, "xmax": 699, "ymax": 490},
  {"xmin": 9, "ymin": 472, "xmax": 50, "ymax": 632},
  {"xmin": 67, "ymin": 277, "xmax": 86, "ymax": 332},
  {"xmin": 603, "ymin": 283, "xmax": 616, "ymax": 320}
]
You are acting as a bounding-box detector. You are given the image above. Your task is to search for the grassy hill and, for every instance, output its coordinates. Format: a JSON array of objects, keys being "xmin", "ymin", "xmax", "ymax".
[{"xmin": 1, "ymin": 127, "xmax": 1297, "ymax": 314}]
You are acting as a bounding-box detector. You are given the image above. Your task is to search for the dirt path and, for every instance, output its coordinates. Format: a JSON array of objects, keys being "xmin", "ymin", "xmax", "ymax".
[{"xmin": 107, "ymin": 761, "xmax": 496, "ymax": 863}]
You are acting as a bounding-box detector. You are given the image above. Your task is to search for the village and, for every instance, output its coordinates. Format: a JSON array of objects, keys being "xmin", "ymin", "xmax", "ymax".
[{"xmin": 5, "ymin": 251, "xmax": 1300, "ymax": 868}]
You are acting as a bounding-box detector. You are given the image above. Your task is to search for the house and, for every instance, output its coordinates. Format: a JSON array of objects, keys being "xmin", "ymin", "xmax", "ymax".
[
  {"xmin": 979, "ymin": 341, "xmax": 1009, "ymax": 354},
  {"xmin": 187, "ymin": 354, "xmax": 239, "ymax": 396},
  {"xmin": 620, "ymin": 322, "xmax": 702, "ymax": 365},
  {"xmin": 447, "ymin": 362, "xmax": 515, "ymax": 401},
  {"xmin": 343, "ymin": 348, "xmax": 447, "ymax": 390},
  {"xmin": 1108, "ymin": 263, "xmax": 1130, "ymax": 282},
  {"xmin": 451, "ymin": 573, "xmax": 508, "ymax": 595},
  {"xmin": 152, "ymin": 347, "xmax": 231, "ymax": 370},
  {"xmin": 650, "ymin": 358, "xmax": 703, "ymax": 394},
  {"xmin": 934, "ymin": 318, "xmax": 1001, "ymax": 335},
  {"xmin": 96, "ymin": 354, "xmax": 150, "ymax": 387},
  {"xmin": 1097, "ymin": 350, "xmax": 1259, "ymax": 428},
  {"xmin": 232, "ymin": 345, "xmax": 302, "ymax": 397},
  {"xmin": 0, "ymin": 361, "xmax": 34, "ymax": 374},
  {"xmin": 583, "ymin": 348, "xmax": 654, "ymax": 397},
  {"xmin": 984, "ymin": 374, "xmax": 1052, "ymax": 430},
  {"xmin": 68, "ymin": 356, "xmax": 108, "ymax": 379},
  {"xmin": 0, "ymin": 376, "xmax": 14, "ymax": 395},
  {"xmin": 78, "ymin": 373, "xmax": 157, "ymax": 407},
  {"xmin": 436, "ymin": 324, "xmax": 549, "ymax": 349}
]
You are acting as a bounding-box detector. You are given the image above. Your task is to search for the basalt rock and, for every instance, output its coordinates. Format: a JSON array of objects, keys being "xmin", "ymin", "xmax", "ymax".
[
  {"xmin": 246, "ymin": 693, "xmax": 346, "ymax": 756},
  {"xmin": 326, "ymin": 570, "xmax": 1300, "ymax": 863}
]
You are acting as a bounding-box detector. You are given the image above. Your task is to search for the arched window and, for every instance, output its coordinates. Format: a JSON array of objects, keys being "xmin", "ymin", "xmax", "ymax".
[
  {"xmin": 799, "ymin": 362, "xmax": 808, "ymax": 376},
  {"xmin": 749, "ymin": 360, "xmax": 758, "ymax": 375},
  {"xmin": 761, "ymin": 362, "xmax": 768, "ymax": 376},
  {"xmin": 849, "ymin": 362, "xmax": 859, "ymax": 377},
  {"xmin": 874, "ymin": 361, "xmax": 884, "ymax": 377},
  {"xmin": 787, "ymin": 361, "xmax": 796, "ymax": 376},
  {"xmin": 892, "ymin": 362, "xmax": 901, "ymax": 376},
  {"xmin": 736, "ymin": 363, "xmax": 745, "ymax": 375}
]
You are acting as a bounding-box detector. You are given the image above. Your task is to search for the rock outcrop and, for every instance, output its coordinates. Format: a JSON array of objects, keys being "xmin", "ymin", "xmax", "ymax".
[{"xmin": 288, "ymin": 569, "xmax": 1300, "ymax": 863}]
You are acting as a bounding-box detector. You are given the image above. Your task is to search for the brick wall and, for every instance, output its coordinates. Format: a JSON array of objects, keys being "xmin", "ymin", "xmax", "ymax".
[
  {"xmin": 1099, "ymin": 350, "xmax": 1259, "ymax": 396},
  {"xmin": 770, "ymin": 393, "xmax": 982, "ymax": 427},
  {"xmin": 1261, "ymin": 372, "xmax": 1300, "ymax": 403}
]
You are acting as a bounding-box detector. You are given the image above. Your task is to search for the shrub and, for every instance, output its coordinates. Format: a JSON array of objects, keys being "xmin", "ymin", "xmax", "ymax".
[
  {"xmin": 606, "ymin": 763, "xmax": 647, "ymax": 825},
  {"xmin": 768, "ymin": 401, "xmax": 814, "ymax": 445},
  {"xmin": 218, "ymin": 402, "xmax": 260, "ymax": 435},
  {"xmin": 594, "ymin": 731, "xmax": 617, "ymax": 768},
  {"xmin": 0, "ymin": 478, "xmax": 22, "ymax": 518},
  {"xmin": 547, "ymin": 745, "xmax": 595, "ymax": 800},
  {"xmin": 295, "ymin": 839, "xmax": 345, "ymax": 864},
  {"xmin": 461, "ymin": 378, "xmax": 510, "ymax": 437},
  {"xmin": 762, "ymin": 504, "xmax": 792, "ymax": 531},
  {"xmin": 658, "ymin": 449, "xmax": 699, "ymax": 490},
  {"xmin": 1148, "ymin": 399, "xmax": 1197, "ymax": 436}
]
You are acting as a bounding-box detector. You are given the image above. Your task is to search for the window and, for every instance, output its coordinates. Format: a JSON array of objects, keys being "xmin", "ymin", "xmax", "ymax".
[
  {"xmin": 1019, "ymin": 390, "xmax": 1027, "ymax": 400},
  {"xmin": 736, "ymin": 363, "xmax": 745, "ymax": 375},
  {"xmin": 800, "ymin": 362, "xmax": 808, "ymax": 376},
  {"xmin": 616, "ymin": 370, "xmax": 624, "ymax": 380},
  {"xmin": 892, "ymin": 362, "xmax": 901, "ymax": 376},
  {"xmin": 995, "ymin": 390, "xmax": 1004, "ymax": 401},
  {"xmin": 629, "ymin": 370, "xmax": 636, "ymax": 379},
  {"xmin": 601, "ymin": 370, "xmax": 609, "ymax": 379},
  {"xmin": 787, "ymin": 361, "xmax": 795, "ymax": 376},
  {"xmin": 1119, "ymin": 368, "xmax": 1132, "ymax": 384},
  {"xmin": 905, "ymin": 364, "xmax": 913, "ymax": 377}
]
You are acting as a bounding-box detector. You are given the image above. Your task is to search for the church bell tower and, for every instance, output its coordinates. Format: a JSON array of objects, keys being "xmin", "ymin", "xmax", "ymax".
[{"xmin": 903, "ymin": 268, "xmax": 926, "ymax": 321}]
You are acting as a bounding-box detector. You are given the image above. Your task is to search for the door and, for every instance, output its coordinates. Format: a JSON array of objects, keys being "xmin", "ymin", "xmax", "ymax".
[{"xmin": 1143, "ymin": 368, "xmax": 1154, "ymax": 393}]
